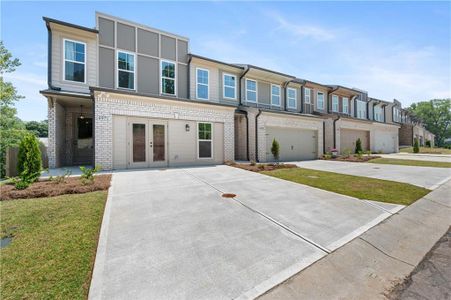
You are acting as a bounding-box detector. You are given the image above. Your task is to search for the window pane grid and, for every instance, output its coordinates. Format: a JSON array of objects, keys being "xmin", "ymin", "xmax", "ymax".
[
  {"xmin": 117, "ymin": 51, "xmax": 135, "ymax": 89},
  {"xmin": 64, "ymin": 40, "xmax": 85, "ymax": 83},
  {"xmin": 246, "ymin": 79, "xmax": 257, "ymax": 102},
  {"xmin": 161, "ymin": 61, "xmax": 176, "ymax": 95}
]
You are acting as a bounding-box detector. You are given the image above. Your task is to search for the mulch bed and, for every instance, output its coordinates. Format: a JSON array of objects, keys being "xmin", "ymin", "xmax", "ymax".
[
  {"xmin": 231, "ymin": 163, "xmax": 298, "ymax": 172},
  {"xmin": 322, "ymin": 155, "xmax": 381, "ymax": 162},
  {"xmin": 0, "ymin": 175, "xmax": 111, "ymax": 200}
]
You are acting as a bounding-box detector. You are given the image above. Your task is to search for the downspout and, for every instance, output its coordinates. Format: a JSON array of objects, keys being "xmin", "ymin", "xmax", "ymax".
[
  {"xmin": 238, "ymin": 66, "xmax": 250, "ymax": 106},
  {"xmin": 333, "ymin": 116, "xmax": 341, "ymax": 149},
  {"xmin": 351, "ymin": 95, "xmax": 358, "ymax": 117},
  {"xmin": 255, "ymin": 109, "xmax": 262, "ymax": 162},
  {"xmin": 44, "ymin": 20, "xmax": 61, "ymax": 91},
  {"xmin": 322, "ymin": 120, "xmax": 326, "ymax": 154},
  {"xmin": 366, "ymin": 101, "xmax": 370, "ymax": 120},
  {"xmin": 187, "ymin": 54, "xmax": 193, "ymax": 99},
  {"xmin": 244, "ymin": 112, "xmax": 249, "ymax": 161},
  {"xmin": 91, "ymin": 90, "xmax": 95, "ymax": 167},
  {"xmin": 298, "ymin": 80, "xmax": 306, "ymax": 114}
]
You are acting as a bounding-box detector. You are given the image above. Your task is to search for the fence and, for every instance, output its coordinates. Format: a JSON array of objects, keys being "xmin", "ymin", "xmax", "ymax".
[{"xmin": 5, "ymin": 144, "xmax": 48, "ymax": 177}]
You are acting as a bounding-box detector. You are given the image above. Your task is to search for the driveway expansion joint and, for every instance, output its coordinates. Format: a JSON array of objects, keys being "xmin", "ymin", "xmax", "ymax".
[{"xmin": 359, "ymin": 237, "xmax": 415, "ymax": 267}]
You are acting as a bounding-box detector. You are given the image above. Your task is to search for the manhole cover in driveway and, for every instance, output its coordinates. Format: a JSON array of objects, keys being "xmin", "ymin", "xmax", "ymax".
[
  {"xmin": 373, "ymin": 167, "xmax": 380, "ymax": 169},
  {"xmin": 222, "ymin": 193, "xmax": 236, "ymax": 198}
]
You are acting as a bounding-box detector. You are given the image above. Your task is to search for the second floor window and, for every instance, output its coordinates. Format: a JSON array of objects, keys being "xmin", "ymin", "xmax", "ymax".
[
  {"xmin": 271, "ymin": 85, "xmax": 281, "ymax": 106},
  {"xmin": 64, "ymin": 39, "xmax": 85, "ymax": 83},
  {"xmin": 332, "ymin": 95, "xmax": 339, "ymax": 112},
  {"xmin": 246, "ymin": 79, "xmax": 257, "ymax": 102},
  {"xmin": 317, "ymin": 92, "xmax": 324, "ymax": 110},
  {"xmin": 223, "ymin": 74, "xmax": 236, "ymax": 99},
  {"xmin": 393, "ymin": 107, "xmax": 401, "ymax": 122},
  {"xmin": 374, "ymin": 105, "xmax": 383, "ymax": 122},
  {"xmin": 287, "ymin": 88, "xmax": 297, "ymax": 109},
  {"xmin": 357, "ymin": 100, "xmax": 367, "ymax": 119},
  {"xmin": 161, "ymin": 60, "xmax": 176, "ymax": 95},
  {"xmin": 196, "ymin": 68, "xmax": 209, "ymax": 100},
  {"xmin": 342, "ymin": 97, "xmax": 349, "ymax": 113},
  {"xmin": 304, "ymin": 88, "xmax": 311, "ymax": 104},
  {"xmin": 117, "ymin": 51, "xmax": 135, "ymax": 90}
]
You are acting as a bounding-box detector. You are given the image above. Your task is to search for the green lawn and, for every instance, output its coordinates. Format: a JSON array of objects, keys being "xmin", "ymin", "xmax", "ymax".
[
  {"xmin": 262, "ymin": 168, "xmax": 430, "ymax": 205},
  {"xmin": 400, "ymin": 147, "xmax": 451, "ymax": 154},
  {"xmin": 369, "ymin": 158, "xmax": 451, "ymax": 168},
  {"xmin": 1, "ymin": 191, "xmax": 107, "ymax": 299}
]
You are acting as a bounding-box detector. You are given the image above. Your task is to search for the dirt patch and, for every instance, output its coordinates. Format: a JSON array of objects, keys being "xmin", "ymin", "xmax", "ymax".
[
  {"xmin": 322, "ymin": 155, "xmax": 381, "ymax": 162},
  {"xmin": 231, "ymin": 163, "xmax": 298, "ymax": 172},
  {"xmin": 0, "ymin": 175, "xmax": 111, "ymax": 200}
]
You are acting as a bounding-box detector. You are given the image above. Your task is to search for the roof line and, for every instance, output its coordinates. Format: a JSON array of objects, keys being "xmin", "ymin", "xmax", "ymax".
[
  {"xmin": 188, "ymin": 54, "xmax": 244, "ymax": 70},
  {"xmin": 43, "ymin": 17, "xmax": 98, "ymax": 33},
  {"xmin": 237, "ymin": 64, "xmax": 296, "ymax": 79}
]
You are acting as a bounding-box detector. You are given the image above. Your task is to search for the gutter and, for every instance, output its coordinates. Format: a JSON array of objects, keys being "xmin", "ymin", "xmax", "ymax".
[
  {"xmin": 255, "ymin": 109, "xmax": 262, "ymax": 162},
  {"xmin": 323, "ymin": 121, "xmax": 326, "ymax": 154},
  {"xmin": 44, "ymin": 19, "xmax": 61, "ymax": 91},
  {"xmin": 333, "ymin": 116, "xmax": 341, "ymax": 149},
  {"xmin": 91, "ymin": 91, "xmax": 96, "ymax": 167},
  {"xmin": 238, "ymin": 66, "xmax": 250, "ymax": 106}
]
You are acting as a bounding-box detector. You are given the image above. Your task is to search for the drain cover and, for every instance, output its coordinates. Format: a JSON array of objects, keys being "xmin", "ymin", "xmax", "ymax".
[{"xmin": 222, "ymin": 193, "xmax": 236, "ymax": 198}]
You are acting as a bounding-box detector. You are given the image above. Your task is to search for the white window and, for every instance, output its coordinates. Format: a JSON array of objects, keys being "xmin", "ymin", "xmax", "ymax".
[
  {"xmin": 223, "ymin": 73, "xmax": 236, "ymax": 99},
  {"xmin": 198, "ymin": 122, "xmax": 212, "ymax": 159},
  {"xmin": 304, "ymin": 88, "xmax": 311, "ymax": 104},
  {"xmin": 342, "ymin": 97, "xmax": 349, "ymax": 113},
  {"xmin": 287, "ymin": 88, "xmax": 297, "ymax": 109},
  {"xmin": 64, "ymin": 39, "xmax": 86, "ymax": 83},
  {"xmin": 393, "ymin": 107, "xmax": 401, "ymax": 122},
  {"xmin": 356, "ymin": 100, "xmax": 367, "ymax": 119},
  {"xmin": 271, "ymin": 84, "xmax": 281, "ymax": 106},
  {"xmin": 374, "ymin": 105, "xmax": 383, "ymax": 122},
  {"xmin": 196, "ymin": 68, "xmax": 209, "ymax": 100},
  {"xmin": 332, "ymin": 95, "xmax": 339, "ymax": 112},
  {"xmin": 246, "ymin": 79, "xmax": 257, "ymax": 103},
  {"xmin": 317, "ymin": 92, "xmax": 324, "ymax": 109},
  {"xmin": 117, "ymin": 51, "xmax": 135, "ymax": 89},
  {"xmin": 161, "ymin": 60, "xmax": 176, "ymax": 95}
]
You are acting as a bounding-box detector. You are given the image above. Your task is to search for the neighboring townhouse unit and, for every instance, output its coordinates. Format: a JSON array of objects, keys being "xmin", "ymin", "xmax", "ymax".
[
  {"xmin": 399, "ymin": 109, "xmax": 435, "ymax": 147},
  {"xmin": 41, "ymin": 13, "xmax": 409, "ymax": 170}
]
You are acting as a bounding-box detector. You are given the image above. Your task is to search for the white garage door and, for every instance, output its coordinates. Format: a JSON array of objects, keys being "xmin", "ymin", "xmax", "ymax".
[
  {"xmin": 265, "ymin": 127, "xmax": 317, "ymax": 162},
  {"xmin": 374, "ymin": 131, "xmax": 397, "ymax": 153}
]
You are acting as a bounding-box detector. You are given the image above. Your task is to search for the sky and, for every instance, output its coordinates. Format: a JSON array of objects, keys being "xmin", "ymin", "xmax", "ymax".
[{"xmin": 1, "ymin": 1, "xmax": 450, "ymax": 121}]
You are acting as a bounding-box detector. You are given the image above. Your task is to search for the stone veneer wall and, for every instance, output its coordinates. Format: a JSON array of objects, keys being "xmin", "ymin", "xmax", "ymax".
[
  {"xmin": 399, "ymin": 123, "xmax": 414, "ymax": 146},
  {"xmin": 93, "ymin": 91, "xmax": 235, "ymax": 170}
]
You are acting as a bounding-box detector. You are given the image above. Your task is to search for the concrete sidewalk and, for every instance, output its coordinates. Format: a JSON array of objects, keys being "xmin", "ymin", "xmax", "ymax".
[
  {"xmin": 379, "ymin": 153, "xmax": 451, "ymax": 163},
  {"xmin": 259, "ymin": 179, "xmax": 451, "ymax": 300}
]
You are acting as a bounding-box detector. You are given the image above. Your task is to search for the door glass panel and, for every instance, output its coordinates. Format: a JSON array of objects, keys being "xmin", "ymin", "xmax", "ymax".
[
  {"xmin": 133, "ymin": 123, "xmax": 146, "ymax": 162},
  {"xmin": 153, "ymin": 124, "xmax": 165, "ymax": 161},
  {"xmin": 77, "ymin": 117, "xmax": 92, "ymax": 150}
]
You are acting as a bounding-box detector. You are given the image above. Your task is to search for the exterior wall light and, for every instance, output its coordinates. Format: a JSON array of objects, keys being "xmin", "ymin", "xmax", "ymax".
[{"xmin": 185, "ymin": 124, "xmax": 190, "ymax": 132}]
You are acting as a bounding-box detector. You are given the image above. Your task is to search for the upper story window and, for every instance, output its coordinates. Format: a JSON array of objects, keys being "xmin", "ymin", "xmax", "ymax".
[
  {"xmin": 304, "ymin": 88, "xmax": 311, "ymax": 104},
  {"xmin": 317, "ymin": 92, "xmax": 324, "ymax": 110},
  {"xmin": 287, "ymin": 88, "xmax": 297, "ymax": 109},
  {"xmin": 332, "ymin": 95, "xmax": 339, "ymax": 112},
  {"xmin": 271, "ymin": 84, "xmax": 281, "ymax": 106},
  {"xmin": 64, "ymin": 39, "xmax": 86, "ymax": 83},
  {"xmin": 374, "ymin": 105, "xmax": 383, "ymax": 122},
  {"xmin": 223, "ymin": 74, "xmax": 236, "ymax": 99},
  {"xmin": 117, "ymin": 51, "xmax": 135, "ymax": 90},
  {"xmin": 246, "ymin": 79, "xmax": 257, "ymax": 103},
  {"xmin": 393, "ymin": 107, "xmax": 401, "ymax": 122},
  {"xmin": 161, "ymin": 60, "xmax": 176, "ymax": 95},
  {"xmin": 356, "ymin": 100, "xmax": 367, "ymax": 119},
  {"xmin": 342, "ymin": 97, "xmax": 349, "ymax": 114},
  {"xmin": 196, "ymin": 68, "xmax": 209, "ymax": 100}
]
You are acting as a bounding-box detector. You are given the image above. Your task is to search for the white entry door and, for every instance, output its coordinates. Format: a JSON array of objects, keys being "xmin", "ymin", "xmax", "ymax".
[{"xmin": 128, "ymin": 118, "xmax": 168, "ymax": 168}]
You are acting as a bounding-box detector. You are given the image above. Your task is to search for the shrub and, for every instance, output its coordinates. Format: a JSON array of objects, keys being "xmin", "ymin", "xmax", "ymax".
[
  {"xmin": 323, "ymin": 153, "xmax": 332, "ymax": 160},
  {"xmin": 271, "ymin": 138, "xmax": 280, "ymax": 162},
  {"xmin": 355, "ymin": 138, "xmax": 363, "ymax": 154},
  {"xmin": 80, "ymin": 165, "xmax": 101, "ymax": 185},
  {"xmin": 413, "ymin": 138, "xmax": 420, "ymax": 153},
  {"xmin": 17, "ymin": 133, "xmax": 42, "ymax": 183},
  {"xmin": 250, "ymin": 160, "xmax": 256, "ymax": 166},
  {"xmin": 365, "ymin": 150, "xmax": 371, "ymax": 156},
  {"xmin": 51, "ymin": 169, "xmax": 72, "ymax": 184},
  {"xmin": 425, "ymin": 140, "xmax": 431, "ymax": 147},
  {"xmin": 343, "ymin": 149, "xmax": 352, "ymax": 158}
]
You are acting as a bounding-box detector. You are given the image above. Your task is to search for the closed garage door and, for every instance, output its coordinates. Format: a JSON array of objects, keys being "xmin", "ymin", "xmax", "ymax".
[
  {"xmin": 265, "ymin": 127, "xmax": 317, "ymax": 161},
  {"xmin": 374, "ymin": 131, "xmax": 397, "ymax": 153},
  {"xmin": 340, "ymin": 129, "xmax": 369, "ymax": 153}
]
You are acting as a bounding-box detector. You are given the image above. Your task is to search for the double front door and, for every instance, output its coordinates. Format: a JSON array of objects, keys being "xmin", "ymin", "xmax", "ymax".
[{"xmin": 129, "ymin": 118, "xmax": 167, "ymax": 168}]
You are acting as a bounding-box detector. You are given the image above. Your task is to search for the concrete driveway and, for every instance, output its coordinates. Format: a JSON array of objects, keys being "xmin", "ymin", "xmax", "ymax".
[
  {"xmin": 294, "ymin": 160, "xmax": 451, "ymax": 189},
  {"xmin": 379, "ymin": 153, "xmax": 451, "ymax": 163},
  {"xmin": 90, "ymin": 165, "xmax": 403, "ymax": 299}
]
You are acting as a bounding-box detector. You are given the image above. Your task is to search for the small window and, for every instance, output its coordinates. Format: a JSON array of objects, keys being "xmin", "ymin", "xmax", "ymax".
[
  {"xmin": 357, "ymin": 100, "xmax": 367, "ymax": 119},
  {"xmin": 342, "ymin": 97, "xmax": 349, "ymax": 114},
  {"xmin": 304, "ymin": 88, "xmax": 311, "ymax": 104},
  {"xmin": 374, "ymin": 105, "xmax": 383, "ymax": 122},
  {"xmin": 161, "ymin": 60, "xmax": 176, "ymax": 95},
  {"xmin": 271, "ymin": 84, "xmax": 281, "ymax": 106},
  {"xmin": 332, "ymin": 95, "xmax": 339, "ymax": 112},
  {"xmin": 198, "ymin": 122, "xmax": 212, "ymax": 159},
  {"xmin": 64, "ymin": 39, "xmax": 85, "ymax": 83},
  {"xmin": 117, "ymin": 51, "xmax": 135, "ymax": 89},
  {"xmin": 196, "ymin": 68, "xmax": 209, "ymax": 100},
  {"xmin": 287, "ymin": 88, "xmax": 297, "ymax": 109},
  {"xmin": 223, "ymin": 74, "xmax": 236, "ymax": 99},
  {"xmin": 317, "ymin": 92, "xmax": 324, "ymax": 110},
  {"xmin": 246, "ymin": 79, "xmax": 257, "ymax": 103}
]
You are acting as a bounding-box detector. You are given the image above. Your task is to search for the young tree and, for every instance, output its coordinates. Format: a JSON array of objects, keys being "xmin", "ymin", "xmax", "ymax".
[
  {"xmin": 408, "ymin": 99, "xmax": 451, "ymax": 147},
  {"xmin": 271, "ymin": 138, "xmax": 280, "ymax": 162},
  {"xmin": 413, "ymin": 138, "xmax": 420, "ymax": 153},
  {"xmin": 355, "ymin": 138, "xmax": 363, "ymax": 154},
  {"xmin": 17, "ymin": 133, "xmax": 42, "ymax": 182},
  {"xmin": 0, "ymin": 41, "xmax": 26, "ymax": 178}
]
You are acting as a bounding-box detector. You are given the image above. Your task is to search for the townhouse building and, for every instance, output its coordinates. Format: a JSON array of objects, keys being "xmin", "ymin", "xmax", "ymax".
[
  {"xmin": 399, "ymin": 109, "xmax": 435, "ymax": 147},
  {"xmin": 41, "ymin": 13, "xmax": 416, "ymax": 170}
]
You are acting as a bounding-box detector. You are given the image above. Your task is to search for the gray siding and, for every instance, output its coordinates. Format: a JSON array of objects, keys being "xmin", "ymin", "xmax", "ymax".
[
  {"xmin": 137, "ymin": 28, "xmax": 159, "ymax": 57},
  {"xmin": 161, "ymin": 35, "xmax": 176, "ymax": 61},
  {"xmin": 117, "ymin": 23, "xmax": 135, "ymax": 52},
  {"xmin": 258, "ymin": 81, "xmax": 270, "ymax": 105},
  {"xmin": 177, "ymin": 40, "xmax": 188, "ymax": 63},
  {"xmin": 137, "ymin": 55, "xmax": 159, "ymax": 94},
  {"xmin": 99, "ymin": 47, "xmax": 115, "ymax": 88},
  {"xmin": 99, "ymin": 17, "xmax": 114, "ymax": 47},
  {"xmin": 177, "ymin": 63, "xmax": 188, "ymax": 99}
]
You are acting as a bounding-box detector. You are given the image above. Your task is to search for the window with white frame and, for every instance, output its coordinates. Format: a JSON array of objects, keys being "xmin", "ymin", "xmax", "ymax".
[
  {"xmin": 271, "ymin": 84, "xmax": 281, "ymax": 106},
  {"xmin": 64, "ymin": 39, "xmax": 86, "ymax": 83},
  {"xmin": 198, "ymin": 123, "xmax": 212, "ymax": 159},
  {"xmin": 393, "ymin": 107, "xmax": 401, "ymax": 122},
  {"xmin": 246, "ymin": 79, "xmax": 257, "ymax": 102},
  {"xmin": 287, "ymin": 88, "xmax": 297, "ymax": 109},
  {"xmin": 161, "ymin": 60, "xmax": 176, "ymax": 95},
  {"xmin": 317, "ymin": 92, "xmax": 324, "ymax": 109},
  {"xmin": 223, "ymin": 74, "xmax": 236, "ymax": 99},
  {"xmin": 196, "ymin": 68, "xmax": 209, "ymax": 100},
  {"xmin": 356, "ymin": 100, "xmax": 367, "ymax": 119},
  {"xmin": 342, "ymin": 97, "xmax": 349, "ymax": 113},
  {"xmin": 332, "ymin": 95, "xmax": 339, "ymax": 112},
  {"xmin": 117, "ymin": 51, "xmax": 135, "ymax": 89},
  {"xmin": 374, "ymin": 105, "xmax": 383, "ymax": 122},
  {"xmin": 304, "ymin": 88, "xmax": 311, "ymax": 104}
]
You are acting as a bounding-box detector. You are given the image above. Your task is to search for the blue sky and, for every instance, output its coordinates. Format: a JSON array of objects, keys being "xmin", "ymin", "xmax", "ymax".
[{"xmin": 2, "ymin": 1, "xmax": 450, "ymax": 121}]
